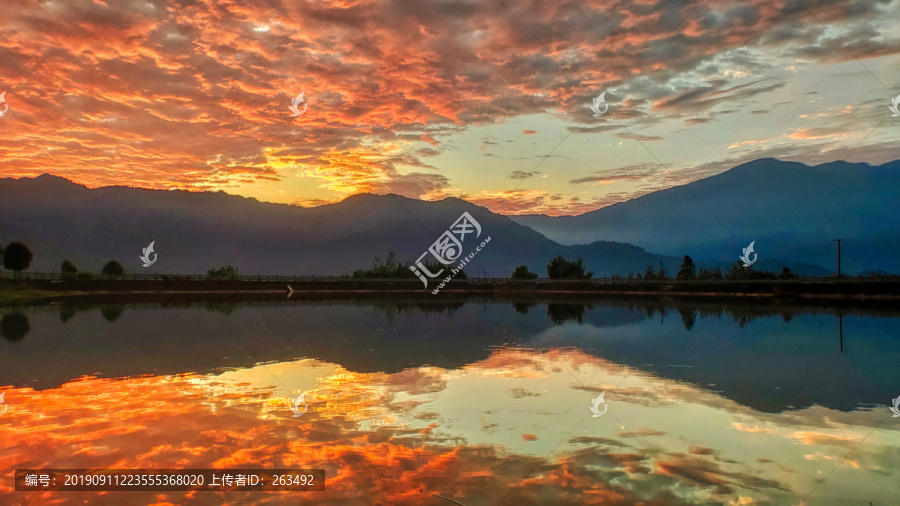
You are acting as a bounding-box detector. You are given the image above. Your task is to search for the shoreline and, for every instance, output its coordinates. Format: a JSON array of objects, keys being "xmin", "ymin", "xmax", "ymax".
[{"xmin": 3, "ymin": 277, "xmax": 900, "ymax": 305}]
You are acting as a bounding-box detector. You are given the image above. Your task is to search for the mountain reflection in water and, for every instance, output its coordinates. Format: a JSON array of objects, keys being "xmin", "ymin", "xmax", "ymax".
[{"xmin": 1, "ymin": 296, "xmax": 898, "ymax": 505}]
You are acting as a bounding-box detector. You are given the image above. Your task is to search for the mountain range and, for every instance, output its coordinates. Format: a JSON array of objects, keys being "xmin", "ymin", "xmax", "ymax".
[
  {"xmin": 512, "ymin": 158, "xmax": 900, "ymax": 276},
  {"xmin": 3, "ymin": 158, "xmax": 888, "ymax": 277},
  {"xmin": 0, "ymin": 174, "xmax": 709, "ymax": 277}
]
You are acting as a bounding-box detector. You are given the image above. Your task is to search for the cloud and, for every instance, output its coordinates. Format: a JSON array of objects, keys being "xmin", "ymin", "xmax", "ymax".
[
  {"xmin": 615, "ymin": 132, "xmax": 664, "ymax": 142},
  {"xmin": 569, "ymin": 163, "xmax": 662, "ymax": 185},
  {"xmin": 785, "ymin": 126, "xmax": 852, "ymax": 140},
  {"xmin": 0, "ymin": 0, "xmax": 897, "ymax": 213},
  {"xmin": 509, "ymin": 170, "xmax": 541, "ymax": 180},
  {"xmin": 567, "ymin": 124, "xmax": 623, "ymax": 134},
  {"xmin": 654, "ymin": 79, "xmax": 787, "ymax": 114}
]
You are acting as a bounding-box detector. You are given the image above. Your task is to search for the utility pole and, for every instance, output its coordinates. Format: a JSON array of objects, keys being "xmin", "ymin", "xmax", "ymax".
[
  {"xmin": 838, "ymin": 312, "xmax": 843, "ymax": 353},
  {"xmin": 832, "ymin": 239, "xmax": 845, "ymax": 279}
]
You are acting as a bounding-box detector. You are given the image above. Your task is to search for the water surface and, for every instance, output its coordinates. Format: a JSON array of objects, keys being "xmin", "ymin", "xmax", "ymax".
[{"xmin": 1, "ymin": 296, "xmax": 898, "ymax": 504}]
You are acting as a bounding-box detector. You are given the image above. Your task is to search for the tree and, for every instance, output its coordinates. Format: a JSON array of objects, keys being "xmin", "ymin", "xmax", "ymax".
[
  {"xmin": 676, "ymin": 255, "xmax": 696, "ymax": 280},
  {"xmin": 61, "ymin": 260, "xmax": 78, "ymax": 279},
  {"xmin": 697, "ymin": 267, "xmax": 723, "ymax": 280},
  {"xmin": 3, "ymin": 241, "xmax": 33, "ymax": 277},
  {"xmin": 546, "ymin": 255, "xmax": 593, "ymax": 280},
  {"xmin": 678, "ymin": 307, "xmax": 696, "ymax": 331},
  {"xmin": 208, "ymin": 265, "xmax": 240, "ymax": 280},
  {"xmin": 351, "ymin": 253, "xmax": 467, "ymax": 280},
  {"xmin": 100, "ymin": 306, "xmax": 124, "ymax": 322},
  {"xmin": 59, "ymin": 305, "xmax": 77, "ymax": 323},
  {"xmin": 381, "ymin": 251, "xmax": 398, "ymax": 273},
  {"xmin": 369, "ymin": 252, "xmax": 399, "ymax": 278},
  {"xmin": 513, "ymin": 302, "xmax": 537, "ymax": 314},
  {"xmin": 547, "ymin": 303, "xmax": 587, "ymax": 324},
  {"xmin": 1, "ymin": 313, "xmax": 31, "ymax": 342},
  {"xmin": 656, "ymin": 261, "xmax": 668, "ymax": 280},
  {"xmin": 643, "ymin": 265, "xmax": 656, "ymax": 280},
  {"xmin": 779, "ymin": 266, "xmax": 796, "ymax": 279},
  {"xmin": 726, "ymin": 261, "xmax": 748, "ymax": 280},
  {"xmin": 511, "ymin": 265, "xmax": 538, "ymax": 280},
  {"xmin": 101, "ymin": 260, "xmax": 125, "ymax": 277}
]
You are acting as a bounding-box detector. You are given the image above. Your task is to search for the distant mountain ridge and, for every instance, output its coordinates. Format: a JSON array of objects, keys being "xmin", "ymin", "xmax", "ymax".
[
  {"xmin": 511, "ymin": 158, "xmax": 900, "ymax": 275},
  {"xmin": 0, "ymin": 174, "xmax": 755, "ymax": 277}
]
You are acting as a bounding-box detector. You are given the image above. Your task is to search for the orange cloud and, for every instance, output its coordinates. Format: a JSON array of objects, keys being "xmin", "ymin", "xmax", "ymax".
[{"xmin": 0, "ymin": 0, "xmax": 895, "ymax": 215}]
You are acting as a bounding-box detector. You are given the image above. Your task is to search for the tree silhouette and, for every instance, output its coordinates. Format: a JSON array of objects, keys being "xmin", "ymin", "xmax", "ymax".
[
  {"xmin": 61, "ymin": 260, "xmax": 78, "ymax": 279},
  {"xmin": 208, "ymin": 265, "xmax": 240, "ymax": 280},
  {"xmin": 512, "ymin": 302, "xmax": 537, "ymax": 314},
  {"xmin": 511, "ymin": 265, "xmax": 538, "ymax": 280},
  {"xmin": 547, "ymin": 303, "xmax": 587, "ymax": 324},
  {"xmin": 546, "ymin": 255, "xmax": 593, "ymax": 280},
  {"xmin": 678, "ymin": 307, "xmax": 696, "ymax": 330},
  {"xmin": 656, "ymin": 261, "xmax": 668, "ymax": 280},
  {"xmin": 100, "ymin": 306, "xmax": 124, "ymax": 322},
  {"xmin": 3, "ymin": 241, "xmax": 33, "ymax": 277},
  {"xmin": 1, "ymin": 313, "xmax": 31, "ymax": 342},
  {"xmin": 101, "ymin": 260, "xmax": 125, "ymax": 277},
  {"xmin": 352, "ymin": 253, "xmax": 467, "ymax": 280},
  {"xmin": 677, "ymin": 255, "xmax": 696, "ymax": 280},
  {"xmin": 726, "ymin": 261, "xmax": 748, "ymax": 280},
  {"xmin": 59, "ymin": 306, "xmax": 77, "ymax": 323},
  {"xmin": 698, "ymin": 267, "xmax": 724, "ymax": 280}
]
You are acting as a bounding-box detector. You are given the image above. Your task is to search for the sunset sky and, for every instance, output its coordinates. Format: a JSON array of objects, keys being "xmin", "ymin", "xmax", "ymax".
[{"xmin": 1, "ymin": 0, "xmax": 898, "ymax": 215}]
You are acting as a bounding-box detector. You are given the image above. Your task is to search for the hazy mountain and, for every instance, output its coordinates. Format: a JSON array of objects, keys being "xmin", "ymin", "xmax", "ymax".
[
  {"xmin": 0, "ymin": 174, "xmax": 713, "ymax": 277},
  {"xmin": 511, "ymin": 158, "xmax": 900, "ymax": 275}
]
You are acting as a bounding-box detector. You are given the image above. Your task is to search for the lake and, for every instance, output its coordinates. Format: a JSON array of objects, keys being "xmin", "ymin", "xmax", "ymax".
[{"xmin": 1, "ymin": 295, "xmax": 899, "ymax": 505}]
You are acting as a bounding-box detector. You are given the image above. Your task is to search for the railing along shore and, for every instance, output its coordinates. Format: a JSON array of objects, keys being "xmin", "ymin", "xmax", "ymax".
[{"xmin": 2, "ymin": 270, "xmax": 897, "ymax": 284}]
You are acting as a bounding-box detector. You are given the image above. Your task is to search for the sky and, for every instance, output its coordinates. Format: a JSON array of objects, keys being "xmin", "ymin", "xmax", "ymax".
[{"xmin": 1, "ymin": 0, "xmax": 898, "ymax": 216}]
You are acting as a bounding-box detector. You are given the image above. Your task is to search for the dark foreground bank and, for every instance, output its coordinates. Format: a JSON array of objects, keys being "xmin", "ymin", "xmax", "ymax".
[{"xmin": 2, "ymin": 275, "xmax": 900, "ymax": 302}]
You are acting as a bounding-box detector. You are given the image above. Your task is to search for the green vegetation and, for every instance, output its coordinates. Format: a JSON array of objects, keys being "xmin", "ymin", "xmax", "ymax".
[
  {"xmin": 102, "ymin": 260, "xmax": 125, "ymax": 277},
  {"xmin": 547, "ymin": 255, "xmax": 593, "ymax": 280},
  {"xmin": 780, "ymin": 266, "xmax": 797, "ymax": 279},
  {"xmin": 3, "ymin": 241, "xmax": 33, "ymax": 277},
  {"xmin": 638, "ymin": 262, "xmax": 669, "ymax": 281},
  {"xmin": 61, "ymin": 260, "xmax": 78, "ymax": 279},
  {"xmin": 511, "ymin": 265, "xmax": 538, "ymax": 280},
  {"xmin": 208, "ymin": 265, "xmax": 240, "ymax": 280},
  {"xmin": 352, "ymin": 252, "xmax": 466, "ymax": 279},
  {"xmin": 632, "ymin": 260, "xmax": 798, "ymax": 281},
  {"xmin": 677, "ymin": 255, "xmax": 696, "ymax": 280},
  {"xmin": 0, "ymin": 240, "xmax": 885, "ymax": 306},
  {"xmin": 697, "ymin": 267, "xmax": 725, "ymax": 280}
]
